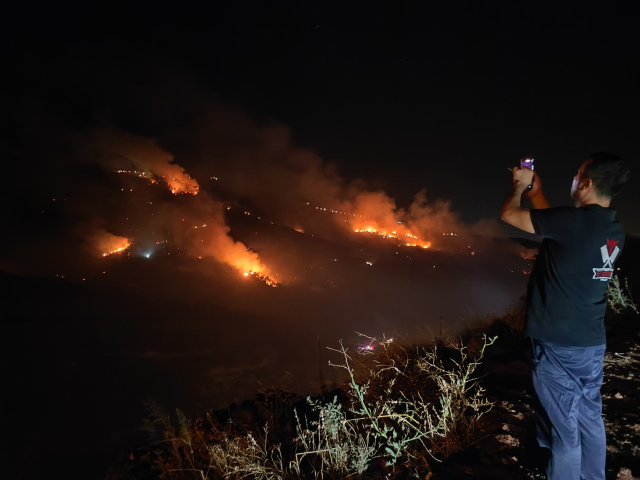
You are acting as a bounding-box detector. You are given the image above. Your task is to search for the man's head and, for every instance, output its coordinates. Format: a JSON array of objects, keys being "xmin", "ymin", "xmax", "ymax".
[{"xmin": 571, "ymin": 153, "xmax": 630, "ymax": 206}]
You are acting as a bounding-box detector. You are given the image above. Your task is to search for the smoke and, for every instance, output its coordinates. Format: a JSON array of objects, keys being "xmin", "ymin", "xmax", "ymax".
[
  {"xmin": 87, "ymin": 229, "xmax": 131, "ymax": 257},
  {"xmin": 154, "ymin": 106, "xmax": 467, "ymax": 250},
  {"xmin": 1, "ymin": 67, "xmax": 506, "ymax": 285},
  {"xmin": 83, "ymin": 127, "xmax": 200, "ymax": 195}
]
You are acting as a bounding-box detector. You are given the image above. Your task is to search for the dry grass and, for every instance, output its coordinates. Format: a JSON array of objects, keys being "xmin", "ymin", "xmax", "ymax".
[
  {"xmin": 329, "ymin": 333, "xmax": 496, "ymax": 470},
  {"xmin": 112, "ymin": 333, "xmax": 497, "ymax": 480}
]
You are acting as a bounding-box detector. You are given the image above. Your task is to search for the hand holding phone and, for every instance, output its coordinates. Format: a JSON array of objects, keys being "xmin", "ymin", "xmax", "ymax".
[{"xmin": 520, "ymin": 158, "xmax": 534, "ymax": 189}]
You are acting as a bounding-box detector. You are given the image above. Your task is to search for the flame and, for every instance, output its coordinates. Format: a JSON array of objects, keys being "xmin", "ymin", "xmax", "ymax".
[
  {"xmin": 102, "ymin": 243, "xmax": 131, "ymax": 256},
  {"xmin": 243, "ymin": 270, "xmax": 278, "ymax": 287},
  {"xmin": 308, "ymin": 190, "xmax": 438, "ymax": 250},
  {"xmin": 353, "ymin": 225, "xmax": 431, "ymax": 249},
  {"xmin": 90, "ymin": 230, "xmax": 132, "ymax": 257},
  {"xmin": 194, "ymin": 217, "xmax": 275, "ymax": 283},
  {"xmin": 347, "ymin": 192, "xmax": 433, "ymax": 249},
  {"xmin": 166, "ymin": 172, "xmax": 199, "ymax": 195}
]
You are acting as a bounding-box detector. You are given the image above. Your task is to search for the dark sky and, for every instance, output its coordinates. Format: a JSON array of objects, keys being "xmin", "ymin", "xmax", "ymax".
[{"xmin": 2, "ymin": 0, "xmax": 639, "ymax": 231}]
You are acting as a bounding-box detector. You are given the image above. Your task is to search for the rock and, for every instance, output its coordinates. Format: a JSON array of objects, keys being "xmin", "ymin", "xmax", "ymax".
[
  {"xmin": 616, "ymin": 467, "xmax": 638, "ymax": 480},
  {"xmin": 495, "ymin": 434, "xmax": 520, "ymax": 448}
]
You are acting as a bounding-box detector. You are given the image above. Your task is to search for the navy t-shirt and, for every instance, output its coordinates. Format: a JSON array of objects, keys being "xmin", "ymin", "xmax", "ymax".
[{"xmin": 526, "ymin": 205, "xmax": 625, "ymax": 347}]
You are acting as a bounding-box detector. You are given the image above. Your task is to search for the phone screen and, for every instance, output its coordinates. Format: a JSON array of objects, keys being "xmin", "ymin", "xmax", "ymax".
[{"xmin": 520, "ymin": 158, "xmax": 534, "ymax": 170}]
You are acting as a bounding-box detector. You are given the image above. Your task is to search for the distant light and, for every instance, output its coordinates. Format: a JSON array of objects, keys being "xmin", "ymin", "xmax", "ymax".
[
  {"xmin": 243, "ymin": 272, "xmax": 249, "ymax": 277},
  {"xmin": 144, "ymin": 253, "xmax": 151, "ymax": 258}
]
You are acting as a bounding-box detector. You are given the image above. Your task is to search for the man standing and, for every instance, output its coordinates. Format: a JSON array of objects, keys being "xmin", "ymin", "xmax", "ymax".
[{"xmin": 500, "ymin": 153, "xmax": 630, "ymax": 480}]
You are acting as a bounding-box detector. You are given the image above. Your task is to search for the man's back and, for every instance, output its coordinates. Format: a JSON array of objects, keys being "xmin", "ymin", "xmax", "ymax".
[
  {"xmin": 501, "ymin": 153, "xmax": 630, "ymax": 480},
  {"xmin": 526, "ymin": 204, "xmax": 625, "ymax": 346}
]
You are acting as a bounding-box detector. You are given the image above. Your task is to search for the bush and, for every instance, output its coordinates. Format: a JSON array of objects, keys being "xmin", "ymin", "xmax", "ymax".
[
  {"xmin": 606, "ymin": 275, "xmax": 637, "ymax": 314},
  {"xmin": 113, "ymin": 334, "xmax": 496, "ymax": 480}
]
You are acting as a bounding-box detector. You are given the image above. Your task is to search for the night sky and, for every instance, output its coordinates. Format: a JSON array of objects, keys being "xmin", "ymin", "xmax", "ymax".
[{"xmin": 2, "ymin": 0, "xmax": 639, "ymax": 232}]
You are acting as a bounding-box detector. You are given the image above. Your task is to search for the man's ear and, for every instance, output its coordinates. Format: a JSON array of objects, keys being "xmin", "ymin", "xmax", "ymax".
[{"xmin": 580, "ymin": 177, "xmax": 593, "ymax": 191}]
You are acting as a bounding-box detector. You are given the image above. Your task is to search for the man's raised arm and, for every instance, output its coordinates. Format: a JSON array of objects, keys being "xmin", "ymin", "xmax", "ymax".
[{"xmin": 500, "ymin": 167, "xmax": 536, "ymax": 234}]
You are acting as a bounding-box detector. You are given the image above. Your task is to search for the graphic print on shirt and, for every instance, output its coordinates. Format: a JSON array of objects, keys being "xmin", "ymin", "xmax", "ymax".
[{"xmin": 592, "ymin": 239, "xmax": 620, "ymax": 281}]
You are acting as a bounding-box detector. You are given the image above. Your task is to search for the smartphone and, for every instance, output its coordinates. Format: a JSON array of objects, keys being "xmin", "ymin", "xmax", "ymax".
[
  {"xmin": 520, "ymin": 158, "xmax": 534, "ymax": 190},
  {"xmin": 520, "ymin": 158, "xmax": 534, "ymax": 170}
]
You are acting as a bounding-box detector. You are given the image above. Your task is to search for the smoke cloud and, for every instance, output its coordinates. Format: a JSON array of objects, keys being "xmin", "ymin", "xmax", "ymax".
[
  {"xmin": 1, "ymin": 66, "xmax": 509, "ymax": 287},
  {"xmin": 83, "ymin": 127, "xmax": 200, "ymax": 195}
]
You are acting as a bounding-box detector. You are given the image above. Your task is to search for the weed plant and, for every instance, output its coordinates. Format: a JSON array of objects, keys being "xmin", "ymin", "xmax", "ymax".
[
  {"xmin": 111, "ymin": 334, "xmax": 497, "ymax": 480},
  {"xmin": 606, "ymin": 274, "xmax": 637, "ymax": 314}
]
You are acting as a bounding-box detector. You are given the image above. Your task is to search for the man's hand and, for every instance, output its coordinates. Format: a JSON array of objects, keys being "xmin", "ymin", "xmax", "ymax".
[
  {"xmin": 501, "ymin": 167, "xmax": 536, "ymax": 234},
  {"xmin": 523, "ymin": 170, "xmax": 551, "ymax": 209},
  {"xmin": 511, "ymin": 167, "xmax": 534, "ymax": 192},
  {"xmin": 524, "ymin": 170, "xmax": 541, "ymax": 198}
]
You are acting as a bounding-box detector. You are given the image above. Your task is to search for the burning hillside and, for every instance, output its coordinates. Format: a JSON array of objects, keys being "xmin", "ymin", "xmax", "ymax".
[{"xmin": 1, "ymin": 94, "xmax": 518, "ymax": 293}]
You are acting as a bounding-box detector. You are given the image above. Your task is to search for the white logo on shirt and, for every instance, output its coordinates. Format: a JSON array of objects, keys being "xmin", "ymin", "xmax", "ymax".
[{"xmin": 592, "ymin": 239, "xmax": 620, "ymax": 281}]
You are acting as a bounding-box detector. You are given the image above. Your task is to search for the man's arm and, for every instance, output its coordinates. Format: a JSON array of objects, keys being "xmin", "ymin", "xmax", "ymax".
[
  {"xmin": 525, "ymin": 171, "xmax": 550, "ymax": 209},
  {"xmin": 501, "ymin": 167, "xmax": 536, "ymax": 234}
]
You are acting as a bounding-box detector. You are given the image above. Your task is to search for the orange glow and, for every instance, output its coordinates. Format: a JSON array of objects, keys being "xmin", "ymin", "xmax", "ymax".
[
  {"xmin": 91, "ymin": 231, "xmax": 132, "ymax": 257},
  {"xmin": 353, "ymin": 225, "xmax": 432, "ymax": 249},
  {"xmin": 195, "ymin": 221, "xmax": 277, "ymax": 285},
  {"xmin": 102, "ymin": 242, "xmax": 131, "ymax": 257},
  {"xmin": 163, "ymin": 173, "xmax": 199, "ymax": 195},
  {"xmin": 312, "ymin": 190, "xmax": 437, "ymax": 251},
  {"xmin": 116, "ymin": 169, "xmax": 199, "ymax": 195},
  {"xmin": 243, "ymin": 270, "xmax": 278, "ymax": 287}
]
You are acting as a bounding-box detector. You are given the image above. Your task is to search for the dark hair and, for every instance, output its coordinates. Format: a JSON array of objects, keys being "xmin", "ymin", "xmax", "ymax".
[{"xmin": 583, "ymin": 152, "xmax": 630, "ymax": 197}]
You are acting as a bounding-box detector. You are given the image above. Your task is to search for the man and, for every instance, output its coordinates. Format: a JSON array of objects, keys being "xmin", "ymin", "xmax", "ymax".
[{"xmin": 501, "ymin": 153, "xmax": 630, "ymax": 480}]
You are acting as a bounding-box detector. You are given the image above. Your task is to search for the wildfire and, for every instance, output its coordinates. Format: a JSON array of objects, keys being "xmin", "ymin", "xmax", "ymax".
[
  {"xmin": 353, "ymin": 227, "xmax": 431, "ymax": 249},
  {"xmin": 308, "ymin": 199, "xmax": 433, "ymax": 250},
  {"xmin": 167, "ymin": 174, "xmax": 199, "ymax": 195},
  {"xmin": 115, "ymin": 169, "xmax": 199, "ymax": 195},
  {"xmin": 102, "ymin": 242, "xmax": 131, "ymax": 257},
  {"xmin": 243, "ymin": 270, "xmax": 278, "ymax": 287},
  {"xmin": 91, "ymin": 230, "xmax": 132, "ymax": 257}
]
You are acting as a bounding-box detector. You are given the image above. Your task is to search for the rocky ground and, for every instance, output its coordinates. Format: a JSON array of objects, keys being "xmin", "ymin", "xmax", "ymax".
[{"xmin": 429, "ymin": 314, "xmax": 640, "ymax": 480}]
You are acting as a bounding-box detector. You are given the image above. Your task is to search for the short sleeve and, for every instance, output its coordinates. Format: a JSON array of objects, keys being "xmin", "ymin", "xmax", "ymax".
[{"xmin": 530, "ymin": 207, "xmax": 578, "ymax": 239}]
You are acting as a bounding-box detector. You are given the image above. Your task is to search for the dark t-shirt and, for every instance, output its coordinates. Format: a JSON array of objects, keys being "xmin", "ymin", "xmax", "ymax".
[{"xmin": 526, "ymin": 204, "xmax": 625, "ymax": 347}]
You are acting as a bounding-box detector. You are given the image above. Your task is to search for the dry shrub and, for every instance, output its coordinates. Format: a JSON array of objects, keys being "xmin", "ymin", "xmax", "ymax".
[
  {"xmin": 327, "ymin": 334, "xmax": 496, "ymax": 475},
  {"xmin": 291, "ymin": 396, "xmax": 375, "ymax": 477},
  {"xmin": 607, "ymin": 275, "xmax": 637, "ymax": 314},
  {"xmin": 115, "ymin": 335, "xmax": 496, "ymax": 479},
  {"xmin": 207, "ymin": 428, "xmax": 284, "ymax": 480}
]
